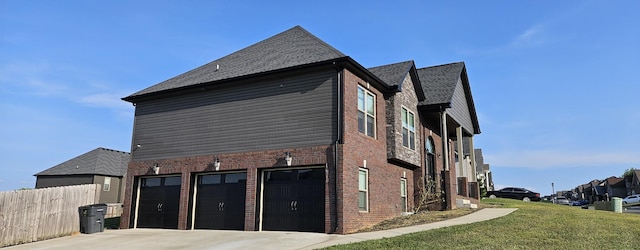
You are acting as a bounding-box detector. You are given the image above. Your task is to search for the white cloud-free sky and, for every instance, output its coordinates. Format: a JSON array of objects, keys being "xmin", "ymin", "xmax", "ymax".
[{"xmin": 1, "ymin": 1, "xmax": 639, "ymax": 195}]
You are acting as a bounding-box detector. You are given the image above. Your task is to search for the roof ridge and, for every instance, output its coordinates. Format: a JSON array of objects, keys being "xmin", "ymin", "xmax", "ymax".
[
  {"xmin": 417, "ymin": 61, "xmax": 464, "ymax": 70},
  {"xmin": 368, "ymin": 60, "xmax": 415, "ymax": 70},
  {"xmin": 291, "ymin": 26, "xmax": 346, "ymax": 57},
  {"xmin": 98, "ymin": 147, "xmax": 130, "ymax": 155}
]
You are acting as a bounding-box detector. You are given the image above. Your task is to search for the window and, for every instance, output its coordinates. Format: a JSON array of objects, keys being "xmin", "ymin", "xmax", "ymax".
[
  {"xmin": 358, "ymin": 168, "xmax": 369, "ymax": 211},
  {"xmin": 103, "ymin": 177, "xmax": 111, "ymax": 192},
  {"xmin": 426, "ymin": 137, "xmax": 436, "ymax": 181},
  {"xmin": 400, "ymin": 178, "xmax": 407, "ymax": 212},
  {"xmin": 357, "ymin": 86, "xmax": 376, "ymax": 138},
  {"xmin": 164, "ymin": 176, "xmax": 182, "ymax": 186},
  {"xmin": 401, "ymin": 107, "xmax": 416, "ymax": 150}
]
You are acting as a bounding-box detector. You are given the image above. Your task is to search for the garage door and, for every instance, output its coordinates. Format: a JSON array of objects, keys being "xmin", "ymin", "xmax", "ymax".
[
  {"xmin": 136, "ymin": 176, "xmax": 181, "ymax": 229},
  {"xmin": 194, "ymin": 172, "xmax": 247, "ymax": 230},
  {"xmin": 261, "ymin": 168, "xmax": 325, "ymax": 232}
]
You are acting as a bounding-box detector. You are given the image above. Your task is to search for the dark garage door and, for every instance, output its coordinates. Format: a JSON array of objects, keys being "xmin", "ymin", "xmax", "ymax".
[
  {"xmin": 194, "ymin": 172, "xmax": 247, "ymax": 230},
  {"xmin": 137, "ymin": 176, "xmax": 181, "ymax": 229},
  {"xmin": 261, "ymin": 168, "xmax": 325, "ymax": 232}
]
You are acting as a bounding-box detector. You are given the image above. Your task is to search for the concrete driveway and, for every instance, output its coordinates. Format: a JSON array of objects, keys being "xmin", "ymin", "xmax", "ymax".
[{"xmin": 5, "ymin": 208, "xmax": 516, "ymax": 250}]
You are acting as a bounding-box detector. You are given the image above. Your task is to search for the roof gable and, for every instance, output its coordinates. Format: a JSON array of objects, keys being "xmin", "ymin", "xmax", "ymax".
[
  {"xmin": 417, "ymin": 62, "xmax": 481, "ymax": 134},
  {"xmin": 368, "ymin": 60, "xmax": 425, "ymax": 101},
  {"xmin": 124, "ymin": 26, "xmax": 347, "ymax": 101},
  {"xmin": 416, "ymin": 62, "xmax": 465, "ymax": 106},
  {"xmin": 605, "ymin": 176, "xmax": 624, "ymax": 186},
  {"xmin": 34, "ymin": 147, "xmax": 130, "ymax": 177}
]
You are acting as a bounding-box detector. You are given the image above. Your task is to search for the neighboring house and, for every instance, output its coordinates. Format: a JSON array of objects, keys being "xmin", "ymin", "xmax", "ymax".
[
  {"xmin": 587, "ymin": 179, "xmax": 606, "ymax": 202},
  {"xmin": 624, "ymin": 170, "xmax": 640, "ymax": 195},
  {"xmin": 34, "ymin": 147, "xmax": 129, "ymax": 204},
  {"xmin": 474, "ymin": 148, "xmax": 494, "ymax": 192},
  {"xmin": 119, "ymin": 26, "xmax": 481, "ymax": 234},
  {"xmin": 416, "ymin": 62, "xmax": 481, "ymax": 202},
  {"xmin": 602, "ymin": 176, "xmax": 626, "ymax": 200},
  {"xmin": 574, "ymin": 184, "xmax": 587, "ymax": 200}
]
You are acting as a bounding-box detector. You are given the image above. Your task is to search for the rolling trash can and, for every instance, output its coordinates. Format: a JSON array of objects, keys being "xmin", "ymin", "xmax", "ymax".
[
  {"xmin": 612, "ymin": 197, "xmax": 622, "ymax": 213},
  {"xmin": 78, "ymin": 204, "xmax": 108, "ymax": 234}
]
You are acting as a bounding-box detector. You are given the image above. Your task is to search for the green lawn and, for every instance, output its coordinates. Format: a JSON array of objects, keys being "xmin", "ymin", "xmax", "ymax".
[{"xmin": 324, "ymin": 199, "xmax": 640, "ymax": 249}]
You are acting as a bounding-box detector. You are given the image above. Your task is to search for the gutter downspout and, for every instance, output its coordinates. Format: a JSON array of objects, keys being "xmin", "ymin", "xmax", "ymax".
[{"xmin": 333, "ymin": 63, "xmax": 343, "ymax": 233}]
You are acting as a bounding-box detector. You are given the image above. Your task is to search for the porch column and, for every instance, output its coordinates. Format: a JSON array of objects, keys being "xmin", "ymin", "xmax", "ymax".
[
  {"xmin": 468, "ymin": 136, "xmax": 476, "ymax": 182},
  {"xmin": 456, "ymin": 126, "xmax": 464, "ymax": 178},
  {"xmin": 441, "ymin": 111, "xmax": 449, "ymax": 170}
]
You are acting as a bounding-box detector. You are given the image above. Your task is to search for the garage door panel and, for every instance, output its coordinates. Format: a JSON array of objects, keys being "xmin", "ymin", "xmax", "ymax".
[
  {"xmin": 261, "ymin": 168, "xmax": 325, "ymax": 232},
  {"xmin": 194, "ymin": 173, "xmax": 246, "ymax": 230},
  {"xmin": 136, "ymin": 176, "xmax": 181, "ymax": 229}
]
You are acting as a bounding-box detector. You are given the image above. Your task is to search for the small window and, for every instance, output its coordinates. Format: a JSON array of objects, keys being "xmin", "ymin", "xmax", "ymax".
[
  {"xmin": 225, "ymin": 173, "xmax": 247, "ymax": 183},
  {"xmin": 200, "ymin": 175, "xmax": 221, "ymax": 185},
  {"xmin": 401, "ymin": 107, "xmax": 416, "ymax": 150},
  {"xmin": 142, "ymin": 178, "xmax": 161, "ymax": 187},
  {"xmin": 103, "ymin": 177, "xmax": 111, "ymax": 192},
  {"xmin": 358, "ymin": 168, "xmax": 369, "ymax": 211},
  {"xmin": 357, "ymin": 86, "xmax": 376, "ymax": 138},
  {"xmin": 164, "ymin": 176, "xmax": 181, "ymax": 186},
  {"xmin": 400, "ymin": 178, "xmax": 407, "ymax": 212}
]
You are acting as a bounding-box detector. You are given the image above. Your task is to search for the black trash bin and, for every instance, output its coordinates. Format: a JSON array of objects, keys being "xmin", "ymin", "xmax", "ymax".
[{"xmin": 78, "ymin": 204, "xmax": 108, "ymax": 234}]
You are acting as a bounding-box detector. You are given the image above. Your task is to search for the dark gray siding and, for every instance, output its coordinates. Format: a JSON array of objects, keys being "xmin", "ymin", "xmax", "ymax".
[
  {"xmin": 448, "ymin": 79, "xmax": 475, "ymax": 134},
  {"xmin": 131, "ymin": 68, "xmax": 337, "ymax": 161},
  {"xmin": 35, "ymin": 175, "xmax": 94, "ymax": 188}
]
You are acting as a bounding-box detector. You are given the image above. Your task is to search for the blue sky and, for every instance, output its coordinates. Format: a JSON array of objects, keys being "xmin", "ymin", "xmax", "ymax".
[{"xmin": 1, "ymin": 1, "xmax": 639, "ymax": 195}]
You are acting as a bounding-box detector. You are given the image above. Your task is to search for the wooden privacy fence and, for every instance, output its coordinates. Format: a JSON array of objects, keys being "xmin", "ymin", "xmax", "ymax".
[{"xmin": 0, "ymin": 184, "xmax": 100, "ymax": 247}]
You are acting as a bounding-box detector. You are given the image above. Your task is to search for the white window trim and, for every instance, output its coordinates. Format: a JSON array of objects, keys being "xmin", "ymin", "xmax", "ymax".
[
  {"xmin": 359, "ymin": 168, "xmax": 369, "ymax": 212},
  {"xmin": 401, "ymin": 106, "xmax": 416, "ymax": 150},
  {"xmin": 357, "ymin": 85, "xmax": 376, "ymax": 138},
  {"xmin": 103, "ymin": 177, "xmax": 111, "ymax": 192},
  {"xmin": 400, "ymin": 178, "xmax": 407, "ymax": 212}
]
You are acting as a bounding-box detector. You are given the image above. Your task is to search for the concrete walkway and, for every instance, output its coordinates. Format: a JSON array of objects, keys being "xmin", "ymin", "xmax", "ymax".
[{"xmin": 6, "ymin": 208, "xmax": 516, "ymax": 250}]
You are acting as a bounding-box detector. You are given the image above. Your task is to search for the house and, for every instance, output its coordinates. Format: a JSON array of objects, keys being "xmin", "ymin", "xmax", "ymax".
[
  {"xmin": 602, "ymin": 176, "xmax": 626, "ymax": 200},
  {"xmin": 119, "ymin": 26, "xmax": 481, "ymax": 234},
  {"xmin": 34, "ymin": 147, "xmax": 129, "ymax": 204},
  {"xmin": 416, "ymin": 62, "xmax": 481, "ymax": 204},
  {"xmin": 624, "ymin": 170, "xmax": 640, "ymax": 195},
  {"xmin": 575, "ymin": 183, "xmax": 590, "ymax": 200},
  {"xmin": 474, "ymin": 148, "xmax": 494, "ymax": 192}
]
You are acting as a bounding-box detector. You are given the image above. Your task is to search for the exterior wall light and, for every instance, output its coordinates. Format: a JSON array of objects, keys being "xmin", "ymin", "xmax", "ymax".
[
  {"xmin": 214, "ymin": 157, "xmax": 221, "ymax": 171},
  {"xmin": 285, "ymin": 152, "xmax": 292, "ymax": 166},
  {"xmin": 152, "ymin": 163, "xmax": 160, "ymax": 175}
]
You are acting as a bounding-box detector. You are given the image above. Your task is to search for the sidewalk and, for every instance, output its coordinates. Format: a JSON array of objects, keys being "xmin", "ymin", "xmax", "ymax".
[
  {"xmin": 301, "ymin": 208, "xmax": 517, "ymax": 249},
  {"xmin": 6, "ymin": 208, "xmax": 516, "ymax": 250}
]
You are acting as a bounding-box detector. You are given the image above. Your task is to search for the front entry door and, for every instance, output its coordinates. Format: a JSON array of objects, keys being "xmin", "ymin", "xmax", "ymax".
[
  {"xmin": 136, "ymin": 176, "xmax": 181, "ymax": 229},
  {"xmin": 261, "ymin": 168, "xmax": 325, "ymax": 232}
]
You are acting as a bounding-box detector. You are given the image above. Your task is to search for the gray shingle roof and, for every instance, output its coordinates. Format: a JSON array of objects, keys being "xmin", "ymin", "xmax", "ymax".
[
  {"xmin": 416, "ymin": 62, "xmax": 465, "ymax": 106},
  {"xmin": 124, "ymin": 26, "xmax": 347, "ymax": 101},
  {"xmin": 368, "ymin": 60, "xmax": 415, "ymax": 88},
  {"xmin": 34, "ymin": 147, "xmax": 130, "ymax": 177},
  {"xmin": 368, "ymin": 60, "xmax": 425, "ymax": 101}
]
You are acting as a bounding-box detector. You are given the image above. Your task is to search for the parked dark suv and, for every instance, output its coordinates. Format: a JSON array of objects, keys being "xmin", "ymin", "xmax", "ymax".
[{"xmin": 486, "ymin": 187, "xmax": 541, "ymax": 202}]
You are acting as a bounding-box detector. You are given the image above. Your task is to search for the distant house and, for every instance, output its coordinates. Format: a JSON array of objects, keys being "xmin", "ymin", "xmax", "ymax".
[
  {"xmin": 119, "ymin": 26, "xmax": 481, "ymax": 233},
  {"xmin": 474, "ymin": 148, "xmax": 493, "ymax": 191},
  {"xmin": 625, "ymin": 170, "xmax": 640, "ymax": 195},
  {"xmin": 34, "ymin": 147, "xmax": 129, "ymax": 204},
  {"xmin": 575, "ymin": 183, "xmax": 590, "ymax": 200},
  {"xmin": 602, "ymin": 176, "xmax": 626, "ymax": 200}
]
